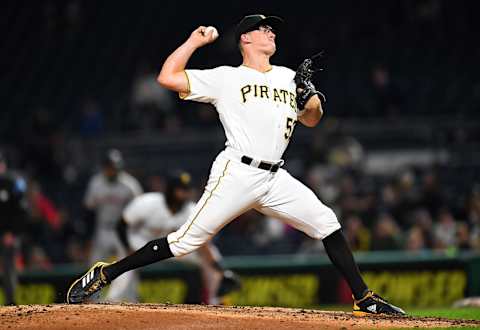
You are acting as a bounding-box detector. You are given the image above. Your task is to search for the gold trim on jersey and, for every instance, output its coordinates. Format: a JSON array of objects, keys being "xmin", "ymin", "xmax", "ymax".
[
  {"xmin": 169, "ymin": 160, "xmax": 231, "ymax": 245},
  {"xmin": 179, "ymin": 70, "xmax": 191, "ymax": 99},
  {"xmin": 240, "ymin": 64, "xmax": 272, "ymax": 73}
]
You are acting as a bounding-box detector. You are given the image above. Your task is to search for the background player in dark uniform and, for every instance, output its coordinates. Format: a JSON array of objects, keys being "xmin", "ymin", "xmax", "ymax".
[{"xmin": 0, "ymin": 151, "xmax": 28, "ymax": 305}]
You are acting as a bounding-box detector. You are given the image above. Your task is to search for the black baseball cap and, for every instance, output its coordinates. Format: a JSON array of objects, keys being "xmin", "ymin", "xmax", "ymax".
[
  {"xmin": 235, "ymin": 14, "xmax": 284, "ymax": 41},
  {"xmin": 166, "ymin": 171, "xmax": 192, "ymax": 190}
]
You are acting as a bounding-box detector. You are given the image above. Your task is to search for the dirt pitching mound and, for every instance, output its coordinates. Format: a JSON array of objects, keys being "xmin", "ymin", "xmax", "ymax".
[{"xmin": 1, "ymin": 303, "xmax": 479, "ymax": 329}]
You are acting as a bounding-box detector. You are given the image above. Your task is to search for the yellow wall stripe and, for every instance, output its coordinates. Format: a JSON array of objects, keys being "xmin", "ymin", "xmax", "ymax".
[{"xmin": 170, "ymin": 160, "xmax": 231, "ymax": 245}]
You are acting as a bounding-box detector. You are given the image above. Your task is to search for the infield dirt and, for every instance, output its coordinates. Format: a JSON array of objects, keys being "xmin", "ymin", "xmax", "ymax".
[{"xmin": 1, "ymin": 303, "xmax": 480, "ymax": 329}]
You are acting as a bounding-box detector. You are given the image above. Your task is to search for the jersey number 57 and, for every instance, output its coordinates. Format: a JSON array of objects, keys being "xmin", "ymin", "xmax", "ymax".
[{"xmin": 284, "ymin": 117, "xmax": 298, "ymax": 140}]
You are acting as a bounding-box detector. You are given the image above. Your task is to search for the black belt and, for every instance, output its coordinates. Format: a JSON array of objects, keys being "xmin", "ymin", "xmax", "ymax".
[{"xmin": 241, "ymin": 156, "xmax": 280, "ymax": 173}]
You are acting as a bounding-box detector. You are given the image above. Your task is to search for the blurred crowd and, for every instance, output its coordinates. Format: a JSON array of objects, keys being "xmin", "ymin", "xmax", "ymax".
[
  {"xmin": 2, "ymin": 0, "xmax": 479, "ymax": 141},
  {"xmin": 1, "ymin": 0, "xmax": 480, "ymax": 272},
  {"xmin": 1, "ymin": 141, "xmax": 479, "ymax": 272},
  {"xmin": 217, "ymin": 157, "xmax": 480, "ymax": 256}
]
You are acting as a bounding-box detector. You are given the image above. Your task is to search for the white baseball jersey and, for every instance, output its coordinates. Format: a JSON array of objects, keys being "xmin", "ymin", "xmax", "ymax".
[
  {"xmin": 84, "ymin": 172, "xmax": 143, "ymax": 229},
  {"xmin": 167, "ymin": 64, "xmax": 340, "ymax": 257},
  {"xmin": 121, "ymin": 193, "xmax": 224, "ymax": 304},
  {"xmin": 182, "ymin": 65, "xmax": 298, "ymax": 162},
  {"xmin": 123, "ymin": 192, "xmax": 195, "ymax": 250}
]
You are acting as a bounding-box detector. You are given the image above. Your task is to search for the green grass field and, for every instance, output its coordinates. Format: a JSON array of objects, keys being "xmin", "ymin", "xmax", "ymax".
[
  {"xmin": 408, "ymin": 308, "xmax": 480, "ymax": 330},
  {"xmin": 408, "ymin": 307, "xmax": 480, "ymax": 329},
  {"xmin": 408, "ymin": 307, "xmax": 480, "ymax": 320},
  {"xmin": 319, "ymin": 305, "xmax": 480, "ymax": 329}
]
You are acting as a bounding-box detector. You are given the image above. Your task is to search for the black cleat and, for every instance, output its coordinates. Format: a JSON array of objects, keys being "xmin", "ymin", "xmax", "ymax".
[
  {"xmin": 217, "ymin": 270, "xmax": 242, "ymax": 297},
  {"xmin": 353, "ymin": 291, "xmax": 406, "ymax": 316},
  {"xmin": 66, "ymin": 261, "xmax": 111, "ymax": 304}
]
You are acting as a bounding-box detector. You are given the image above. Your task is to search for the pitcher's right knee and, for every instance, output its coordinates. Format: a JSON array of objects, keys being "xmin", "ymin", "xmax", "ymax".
[{"xmin": 167, "ymin": 222, "xmax": 212, "ymax": 257}]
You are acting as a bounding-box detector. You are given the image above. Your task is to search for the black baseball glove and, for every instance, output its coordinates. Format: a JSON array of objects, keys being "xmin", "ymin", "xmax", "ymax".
[{"xmin": 294, "ymin": 55, "xmax": 326, "ymax": 110}]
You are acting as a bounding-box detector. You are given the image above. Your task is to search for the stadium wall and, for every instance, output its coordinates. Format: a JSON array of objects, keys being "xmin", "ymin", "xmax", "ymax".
[{"xmin": 1, "ymin": 251, "xmax": 479, "ymax": 307}]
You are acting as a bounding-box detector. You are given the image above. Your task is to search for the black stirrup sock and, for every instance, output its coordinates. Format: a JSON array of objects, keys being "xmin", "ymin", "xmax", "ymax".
[
  {"xmin": 102, "ymin": 237, "xmax": 174, "ymax": 282},
  {"xmin": 322, "ymin": 229, "xmax": 369, "ymax": 300}
]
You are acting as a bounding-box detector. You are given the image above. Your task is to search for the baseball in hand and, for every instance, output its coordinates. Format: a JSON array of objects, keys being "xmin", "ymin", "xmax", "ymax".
[{"xmin": 204, "ymin": 26, "xmax": 219, "ymax": 41}]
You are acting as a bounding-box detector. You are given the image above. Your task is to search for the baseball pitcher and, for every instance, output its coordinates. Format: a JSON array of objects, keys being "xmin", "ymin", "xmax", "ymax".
[{"xmin": 68, "ymin": 15, "xmax": 405, "ymax": 316}]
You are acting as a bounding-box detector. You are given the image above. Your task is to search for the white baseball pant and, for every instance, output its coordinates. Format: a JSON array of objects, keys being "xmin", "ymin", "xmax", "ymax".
[{"xmin": 167, "ymin": 148, "xmax": 341, "ymax": 257}]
